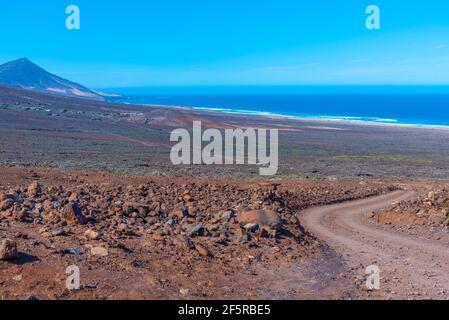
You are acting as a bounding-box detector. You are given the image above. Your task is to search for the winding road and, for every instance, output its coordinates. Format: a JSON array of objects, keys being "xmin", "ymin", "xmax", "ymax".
[{"xmin": 300, "ymin": 190, "xmax": 449, "ymax": 299}]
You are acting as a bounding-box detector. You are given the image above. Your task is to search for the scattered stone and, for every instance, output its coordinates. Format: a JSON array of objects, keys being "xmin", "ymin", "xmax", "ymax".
[
  {"xmin": 12, "ymin": 274, "xmax": 22, "ymax": 282},
  {"xmin": 0, "ymin": 239, "xmax": 18, "ymax": 260},
  {"xmin": 221, "ymin": 210, "xmax": 235, "ymax": 223},
  {"xmin": 183, "ymin": 194, "xmax": 193, "ymax": 202},
  {"xmin": 62, "ymin": 202, "xmax": 88, "ymax": 225},
  {"xmin": 51, "ymin": 228, "xmax": 66, "ymax": 237},
  {"xmin": 117, "ymin": 223, "xmax": 129, "ymax": 232},
  {"xmin": 243, "ymin": 223, "xmax": 259, "ymax": 232},
  {"xmin": 0, "ymin": 199, "xmax": 14, "ymax": 211},
  {"xmin": 428, "ymin": 191, "xmax": 436, "ymax": 203},
  {"xmin": 195, "ymin": 243, "xmax": 211, "ymax": 257},
  {"xmin": 63, "ymin": 249, "xmax": 81, "ymax": 255},
  {"xmin": 91, "ymin": 246, "xmax": 108, "ymax": 257},
  {"xmin": 173, "ymin": 236, "xmax": 195, "ymax": 250},
  {"xmin": 0, "ymin": 175, "xmax": 394, "ymax": 285},
  {"xmin": 173, "ymin": 208, "xmax": 189, "ymax": 219},
  {"xmin": 179, "ymin": 288, "xmax": 190, "ymax": 295},
  {"xmin": 68, "ymin": 192, "xmax": 78, "ymax": 202},
  {"xmin": 26, "ymin": 181, "xmax": 42, "ymax": 197},
  {"xmin": 188, "ymin": 223, "xmax": 204, "ymax": 237},
  {"xmin": 374, "ymin": 189, "xmax": 449, "ymax": 227},
  {"xmin": 85, "ymin": 229, "xmax": 100, "ymax": 240}
]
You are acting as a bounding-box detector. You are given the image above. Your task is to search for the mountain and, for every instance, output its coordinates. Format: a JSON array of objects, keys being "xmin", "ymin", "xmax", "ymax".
[{"xmin": 0, "ymin": 58, "xmax": 107, "ymax": 101}]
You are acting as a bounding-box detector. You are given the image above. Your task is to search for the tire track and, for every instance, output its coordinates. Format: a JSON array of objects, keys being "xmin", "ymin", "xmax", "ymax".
[{"xmin": 300, "ymin": 191, "xmax": 449, "ymax": 299}]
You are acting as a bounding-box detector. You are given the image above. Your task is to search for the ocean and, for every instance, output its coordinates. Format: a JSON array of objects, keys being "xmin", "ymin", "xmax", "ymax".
[{"xmin": 106, "ymin": 88, "xmax": 449, "ymax": 127}]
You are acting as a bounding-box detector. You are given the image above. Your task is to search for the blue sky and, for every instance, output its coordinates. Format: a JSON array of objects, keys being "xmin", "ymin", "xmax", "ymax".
[{"xmin": 1, "ymin": 0, "xmax": 449, "ymax": 88}]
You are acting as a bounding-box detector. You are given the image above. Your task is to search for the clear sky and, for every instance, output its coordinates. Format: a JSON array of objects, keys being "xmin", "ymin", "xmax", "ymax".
[{"xmin": 1, "ymin": 0, "xmax": 449, "ymax": 88}]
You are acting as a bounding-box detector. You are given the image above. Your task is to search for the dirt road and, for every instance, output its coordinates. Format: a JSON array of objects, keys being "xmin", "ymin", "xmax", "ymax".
[{"xmin": 300, "ymin": 190, "xmax": 449, "ymax": 299}]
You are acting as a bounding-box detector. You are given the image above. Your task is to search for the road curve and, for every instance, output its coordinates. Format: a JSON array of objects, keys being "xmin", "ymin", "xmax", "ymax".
[{"xmin": 300, "ymin": 190, "xmax": 449, "ymax": 299}]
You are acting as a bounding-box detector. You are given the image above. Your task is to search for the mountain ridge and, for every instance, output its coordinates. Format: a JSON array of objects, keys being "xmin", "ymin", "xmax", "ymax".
[{"xmin": 0, "ymin": 58, "xmax": 107, "ymax": 101}]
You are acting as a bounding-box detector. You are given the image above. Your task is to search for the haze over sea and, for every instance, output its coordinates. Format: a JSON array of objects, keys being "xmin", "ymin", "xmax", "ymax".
[{"xmin": 106, "ymin": 86, "xmax": 449, "ymax": 127}]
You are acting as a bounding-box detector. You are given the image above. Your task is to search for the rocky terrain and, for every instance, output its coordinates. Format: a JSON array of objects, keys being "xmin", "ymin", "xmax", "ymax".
[
  {"xmin": 372, "ymin": 189, "xmax": 449, "ymax": 227},
  {"xmin": 0, "ymin": 167, "xmax": 395, "ymax": 300}
]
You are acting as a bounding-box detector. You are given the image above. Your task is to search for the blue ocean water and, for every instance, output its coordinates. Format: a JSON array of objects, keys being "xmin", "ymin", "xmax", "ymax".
[{"xmin": 107, "ymin": 89, "xmax": 449, "ymax": 127}]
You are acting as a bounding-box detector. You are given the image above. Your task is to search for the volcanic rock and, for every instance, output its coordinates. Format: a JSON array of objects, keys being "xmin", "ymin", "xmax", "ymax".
[
  {"xmin": 26, "ymin": 181, "xmax": 42, "ymax": 197},
  {"xmin": 85, "ymin": 229, "xmax": 100, "ymax": 240},
  {"xmin": 0, "ymin": 199, "xmax": 14, "ymax": 211},
  {"xmin": 0, "ymin": 239, "xmax": 18, "ymax": 260},
  {"xmin": 90, "ymin": 246, "xmax": 108, "ymax": 257},
  {"xmin": 195, "ymin": 243, "xmax": 211, "ymax": 257},
  {"xmin": 62, "ymin": 202, "xmax": 88, "ymax": 225},
  {"xmin": 237, "ymin": 210, "xmax": 283, "ymax": 231}
]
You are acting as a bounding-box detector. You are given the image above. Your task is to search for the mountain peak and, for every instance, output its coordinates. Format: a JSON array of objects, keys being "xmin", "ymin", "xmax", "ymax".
[
  {"xmin": 0, "ymin": 58, "xmax": 105, "ymax": 101},
  {"xmin": 2, "ymin": 58, "xmax": 45, "ymax": 74},
  {"xmin": 15, "ymin": 57, "xmax": 32, "ymax": 63}
]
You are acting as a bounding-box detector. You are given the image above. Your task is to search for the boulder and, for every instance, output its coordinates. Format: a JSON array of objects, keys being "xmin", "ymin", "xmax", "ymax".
[
  {"xmin": 220, "ymin": 210, "xmax": 235, "ymax": 223},
  {"xmin": 183, "ymin": 194, "xmax": 193, "ymax": 202},
  {"xmin": 68, "ymin": 192, "xmax": 78, "ymax": 202},
  {"xmin": 0, "ymin": 239, "xmax": 18, "ymax": 260},
  {"xmin": 124, "ymin": 202, "xmax": 150, "ymax": 216},
  {"xmin": 85, "ymin": 229, "xmax": 100, "ymax": 240},
  {"xmin": 51, "ymin": 229, "xmax": 66, "ymax": 237},
  {"xmin": 173, "ymin": 208, "xmax": 189, "ymax": 219},
  {"xmin": 195, "ymin": 243, "xmax": 211, "ymax": 257},
  {"xmin": 237, "ymin": 209, "xmax": 283, "ymax": 231},
  {"xmin": 0, "ymin": 199, "xmax": 14, "ymax": 211},
  {"xmin": 26, "ymin": 181, "xmax": 42, "ymax": 197},
  {"xmin": 428, "ymin": 191, "xmax": 436, "ymax": 203},
  {"xmin": 188, "ymin": 223, "xmax": 204, "ymax": 237},
  {"xmin": 62, "ymin": 202, "xmax": 88, "ymax": 225},
  {"xmin": 90, "ymin": 246, "xmax": 108, "ymax": 257}
]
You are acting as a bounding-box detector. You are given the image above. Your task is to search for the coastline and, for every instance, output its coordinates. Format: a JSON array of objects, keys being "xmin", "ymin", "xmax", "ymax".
[{"xmin": 138, "ymin": 102, "xmax": 449, "ymax": 131}]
